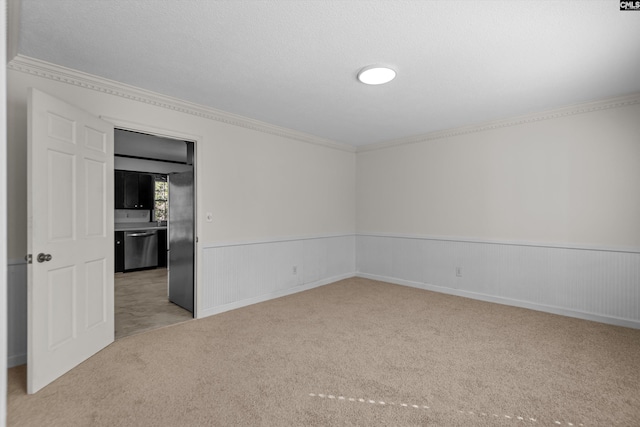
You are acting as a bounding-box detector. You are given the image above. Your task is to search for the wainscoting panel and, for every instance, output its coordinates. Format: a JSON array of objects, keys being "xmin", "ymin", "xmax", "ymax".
[
  {"xmin": 7, "ymin": 235, "xmax": 356, "ymax": 366},
  {"xmin": 8, "ymin": 260, "xmax": 27, "ymax": 367},
  {"xmin": 10, "ymin": 233, "xmax": 635, "ymax": 366},
  {"xmin": 200, "ymin": 235, "xmax": 356, "ymax": 318},
  {"xmin": 357, "ymin": 235, "xmax": 640, "ymax": 328}
]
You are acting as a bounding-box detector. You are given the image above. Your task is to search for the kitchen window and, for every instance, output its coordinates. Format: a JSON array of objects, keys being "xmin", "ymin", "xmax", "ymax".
[{"xmin": 154, "ymin": 177, "xmax": 169, "ymax": 222}]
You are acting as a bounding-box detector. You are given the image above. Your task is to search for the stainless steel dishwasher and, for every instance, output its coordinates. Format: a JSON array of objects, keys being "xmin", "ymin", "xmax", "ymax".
[{"xmin": 124, "ymin": 230, "xmax": 158, "ymax": 270}]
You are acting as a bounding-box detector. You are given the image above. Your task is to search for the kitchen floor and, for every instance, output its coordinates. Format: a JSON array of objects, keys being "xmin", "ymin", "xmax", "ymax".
[{"xmin": 115, "ymin": 268, "xmax": 193, "ymax": 340}]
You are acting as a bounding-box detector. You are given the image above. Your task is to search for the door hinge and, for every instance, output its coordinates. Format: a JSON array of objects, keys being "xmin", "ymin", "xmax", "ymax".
[{"xmin": 25, "ymin": 254, "xmax": 33, "ymax": 264}]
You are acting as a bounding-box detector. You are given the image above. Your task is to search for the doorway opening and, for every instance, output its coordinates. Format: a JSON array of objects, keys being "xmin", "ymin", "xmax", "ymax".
[{"xmin": 113, "ymin": 128, "xmax": 196, "ymax": 339}]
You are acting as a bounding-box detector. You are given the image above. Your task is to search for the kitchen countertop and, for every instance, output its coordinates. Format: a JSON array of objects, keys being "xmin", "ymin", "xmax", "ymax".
[{"xmin": 115, "ymin": 223, "xmax": 167, "ymax": 232}]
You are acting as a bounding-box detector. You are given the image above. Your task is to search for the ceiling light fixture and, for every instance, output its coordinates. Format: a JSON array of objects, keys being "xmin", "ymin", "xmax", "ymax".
[{"xmin": 357, "ymin": 65, "xmax": 396, "ymax": 85}]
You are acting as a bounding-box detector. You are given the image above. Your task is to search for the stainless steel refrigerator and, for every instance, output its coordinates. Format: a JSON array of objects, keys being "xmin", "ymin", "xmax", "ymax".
[{"xmin": 168, "ymin": 170, "xmax": 194, "ymax": 313}]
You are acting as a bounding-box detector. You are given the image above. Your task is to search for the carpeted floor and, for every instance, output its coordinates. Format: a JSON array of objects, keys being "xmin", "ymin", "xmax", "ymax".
[{"xmin": 8, "ymin": 277, "xmax": 640, "ymax": 426}]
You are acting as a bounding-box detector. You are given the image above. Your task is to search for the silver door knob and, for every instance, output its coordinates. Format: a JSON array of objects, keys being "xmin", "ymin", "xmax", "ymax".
[{"xmin": 37, "ymin": 253, "xmax": 52, "ymax": 263}]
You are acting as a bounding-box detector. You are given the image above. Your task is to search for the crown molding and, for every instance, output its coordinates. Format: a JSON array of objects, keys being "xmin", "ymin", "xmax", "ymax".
[
  {"xmin": 8, "ymin": 54, "xmax": 356, "ymax": 153},
  {"xmin": 9, "ymin": 55, "xmax": 638, "ymax": 155},
  {"xmin": 357, "ymin": 92, "xmax": 640, "ymax": 153}
]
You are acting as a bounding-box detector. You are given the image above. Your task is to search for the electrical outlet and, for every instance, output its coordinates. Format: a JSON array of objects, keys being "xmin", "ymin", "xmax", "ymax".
[
  {"xmin": 456, "ymin": 267, "xmax": 463, "ymax": 277},
  {"xmin": 292, "ymin": 265, "xmax": 297, "ymax": 275}
]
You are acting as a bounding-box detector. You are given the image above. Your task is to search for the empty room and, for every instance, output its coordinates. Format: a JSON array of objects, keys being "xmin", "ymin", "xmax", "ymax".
[{"xmin": 3, "ymin": 1, "xmax": 640, "ymax": 426}]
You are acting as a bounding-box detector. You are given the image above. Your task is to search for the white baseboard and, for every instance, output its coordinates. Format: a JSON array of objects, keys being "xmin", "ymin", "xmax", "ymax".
[
  {"xmin": 7, "ymin": 354, "xmax": 26, "ymax": 368},
  {"xmin": 356, "ymin": 272, "xmax": 640, "ymax": 330},
  {"xmin": 198, "ymin": 273, "xmax": 354, "ymax": 319},
  {"xmin": 356, "ymin": 234, "xmax": 640, "ymax": 330}
]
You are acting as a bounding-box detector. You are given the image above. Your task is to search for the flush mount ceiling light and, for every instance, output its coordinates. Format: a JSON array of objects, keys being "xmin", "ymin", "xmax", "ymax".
[{"xmin": 357, "ymin": 65, "xmax": 396, "ymax": 85}]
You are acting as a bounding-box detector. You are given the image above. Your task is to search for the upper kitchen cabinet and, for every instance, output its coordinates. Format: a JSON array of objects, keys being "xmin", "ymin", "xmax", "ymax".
[
  {"xmin": 115, "ymin": 170, "xmax": 154, "ymax": 209},
  {"xmin": 115, "ymin": 170, "xmax": 125, "ymax": 208},
  {"xmin": 137, "ymin": 174, "xmax": 154, "ymax": 209}
]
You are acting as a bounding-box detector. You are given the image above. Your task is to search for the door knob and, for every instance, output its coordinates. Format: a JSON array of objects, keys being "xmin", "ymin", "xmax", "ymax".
[{"xmin": 37, "ymin": 253, "xmax": 52, "ymax": 263}]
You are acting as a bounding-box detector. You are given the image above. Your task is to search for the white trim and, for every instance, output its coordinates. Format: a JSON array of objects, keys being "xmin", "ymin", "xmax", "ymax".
[
  {"xmin": 101, "ymin": 116, "xmax": 201, "ymax": 319},
  {"xmin": 8, "ymin": 55, "xmax": 356, "ymax": 153},
  {"xmin": 10, "ymin": 56, "xmax": 638, "ymax": 155},
  {"xmin": 198, "ymin": 273, "xmax": 354, "ymax": 319},
  {"xmin": 356, "ymin": 232, "xmax": 640, "ymax": 254},
  {"xmin": 1, "ymin": 1, "xmax": 8, "ymax": 423},
  {"xmin": 356, "ymin": 92, "xmax": 640, "ymax": 153},
  {"xmin": 101, "ymin": 116, "xmax": 203, "ymax": 144},
  {"xmin": 202, "ymin": 233, "xmax": 356, "ymax": 249},
  {"xmin": 356, "ymin": 273, "xmax": 640, "ymax": 330}
]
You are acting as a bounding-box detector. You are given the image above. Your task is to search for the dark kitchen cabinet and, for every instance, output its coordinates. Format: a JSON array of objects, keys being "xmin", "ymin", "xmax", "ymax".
[
  {"xmin": 114, "ymin": 171, "xmax": 125, "ymax": 208},
  {"xmin": 158, "ymin": 229, "xmax": 167, "ymax": 268},
  {"xmin": 137, "ymin": 174, "xmax": 154, "ymax": 209},
  {"xmin": 115, "ymin": 231, "xmax": 124, "ymax": 273},
  {"xmin": 123, "ymin": 172, "xmax": 139, "ymax": 208},
  {"xmin": 115, "ymin": 170, "xmax": 154, "ymax": 209}
]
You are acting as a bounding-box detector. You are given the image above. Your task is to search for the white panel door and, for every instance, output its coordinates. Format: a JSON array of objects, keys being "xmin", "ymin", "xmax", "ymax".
[{"xmin": 27, "ymin": 88, "xmax": 114, "ymax": 394}]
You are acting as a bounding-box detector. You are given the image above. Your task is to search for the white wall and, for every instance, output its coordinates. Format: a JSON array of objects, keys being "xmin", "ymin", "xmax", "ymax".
[
  {"xmin": 357, "ymin": 101, "xmax": 640, "ymax": 248},
  {"xmin": 7, "ymin": 58, "xmax": 356, "ymax": 260},
  {"xmin": 6, "ymin": 56, "xmax": 356, "ymax": 366},
  {"xmin": 356, "ymin": 97, "xmax": 640, "ymax": 327},
  {"xmin": 6, "ymin": 54, "xmax": 639, "ymax": 372}
]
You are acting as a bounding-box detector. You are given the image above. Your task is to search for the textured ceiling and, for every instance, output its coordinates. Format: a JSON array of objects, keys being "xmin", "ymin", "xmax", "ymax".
[{"xmin": 16, "ymin": 0, "xmax": 640, "ymax": 146}]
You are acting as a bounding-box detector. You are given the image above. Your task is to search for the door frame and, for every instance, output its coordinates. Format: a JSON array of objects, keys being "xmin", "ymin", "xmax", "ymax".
[{"xmin": 102, "ymin": 116, "xmax": 201, "ymax": 318}]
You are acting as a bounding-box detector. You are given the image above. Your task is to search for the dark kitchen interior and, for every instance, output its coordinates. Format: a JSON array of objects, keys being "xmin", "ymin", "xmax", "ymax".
[{"xmin": 113, "ymin": 129, "xmax": 195, "ymax": 339}]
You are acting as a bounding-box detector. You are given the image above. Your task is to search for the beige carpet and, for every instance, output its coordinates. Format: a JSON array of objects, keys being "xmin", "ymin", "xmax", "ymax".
[
  {"xmin": 115, "ymin": 268, "xmax": 193, "ymax": 339},
  {"xmin": 8, "ymin": 278, "xmax": 640, "ymax": 426}
]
